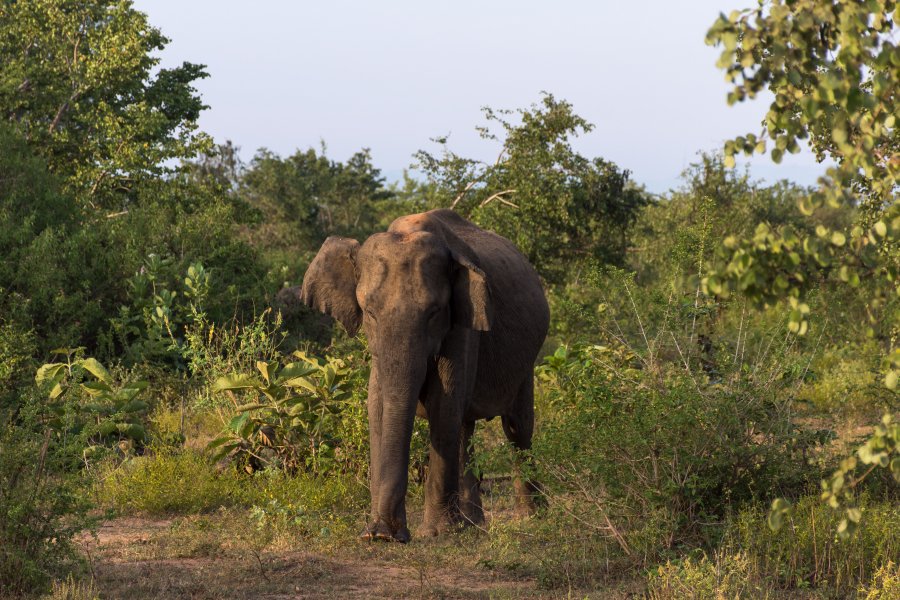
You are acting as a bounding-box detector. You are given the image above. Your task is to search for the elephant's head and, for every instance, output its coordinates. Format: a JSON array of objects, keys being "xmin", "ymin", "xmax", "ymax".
[
  {"xmin": 301, "ymin": 230, "xmax": 492, "ymax": 348},
  {"xmin": 300, "ymin": 228, "xmax": 492, "ymax": 538}
]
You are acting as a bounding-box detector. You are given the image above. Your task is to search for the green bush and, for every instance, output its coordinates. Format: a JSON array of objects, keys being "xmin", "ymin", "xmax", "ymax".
[
  {"xmin": 208, "ymin": 352, "xmax": 361, "ymax": 474},
  {"xmin": 726, "ymin": 495, "xmax": 900, "ymax": 594},
  {"xmin": 96, "ymin": 450, "xmax": 245, "ymax": 514},
  {"xmin": 518, "ymin": 341, "xmax": 828, "ymax": 567},
  {"xmin": 858, "ymin": 561, "xmax": 900, "ymax": 600},
  {"xmin": 0, "ymin": 392, "xmax": 95, "ymax": 597},
  {"xmin": 646, "ymin": 552, "xmax": 771, "ymax": 600},
  {"xmin": 797, "ymin": 341, "xmax": 891, "ymax": 419}
]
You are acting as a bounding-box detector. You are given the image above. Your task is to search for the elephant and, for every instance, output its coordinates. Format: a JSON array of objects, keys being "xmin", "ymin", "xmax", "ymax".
[{"xmin": 300, "ymin": 208, "xmax": 549, "ymax": 542}]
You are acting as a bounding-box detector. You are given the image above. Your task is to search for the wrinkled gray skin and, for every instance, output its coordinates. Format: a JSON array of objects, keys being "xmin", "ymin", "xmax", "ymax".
[{"xmin": 300, "ymin": 209, "xmax": 549, "ymax": 542}]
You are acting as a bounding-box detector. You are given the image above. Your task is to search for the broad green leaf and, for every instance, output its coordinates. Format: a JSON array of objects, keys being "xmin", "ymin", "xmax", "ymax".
[
  {"xmin": 80, "ymin": 358, "xmax": 112, "ymax": 383},
  {"xmin": 81, "ymin": 381, "xmax": 114, "ymax": 396},
  {"xmin": 228, "ymin": 413, "xmax": 249, "ymax": 434},
  {"xmin": 277, "ymin": 362, "xmax": 318, "ymax": 383},
  {"xmin": 256, "ymin": 360, "xmax": 276, "ymax": 384},
  {"xmin": 212, "ymin": 375, "xmax": 262, "ymax": 392},
  {"xmin": 35, "ymin": 363, "xmax": 66, "ymax": 386}
]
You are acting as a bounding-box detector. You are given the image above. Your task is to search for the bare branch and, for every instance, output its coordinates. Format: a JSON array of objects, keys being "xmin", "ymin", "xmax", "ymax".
[
  {"xmin": 479, "ymin": 189, "xmax": 517, "ymax": 208},
  {"xmin": 450, "ymin": 179, "xmax": 479, "ymax": 209}
]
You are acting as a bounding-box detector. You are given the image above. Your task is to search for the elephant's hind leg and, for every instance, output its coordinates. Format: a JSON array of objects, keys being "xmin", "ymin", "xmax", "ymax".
[
  {"xmin": 501, "ymin": 380, "xmax": 542, "ymax": 517},
  {"xmin": 458, "ymin": 419, "xmax": 484, "ymax": 526}
]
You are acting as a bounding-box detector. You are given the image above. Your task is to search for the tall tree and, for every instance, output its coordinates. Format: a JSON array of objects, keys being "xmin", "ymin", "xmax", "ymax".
[
  {"xmin": 0, "ymin": 0, "xmax": 209, "ymax": 209},
  {"xmin": 415, "ymin": 95, "xmax": 648, "ymax": 284},
  {"xmin": 240, "ymin": 145, "xmax": 393, "ymax": 248}
]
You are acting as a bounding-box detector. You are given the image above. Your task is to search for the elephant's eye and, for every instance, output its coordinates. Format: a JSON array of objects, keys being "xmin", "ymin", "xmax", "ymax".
[{"xmin": 365, "ymin": 308, "xmax": 377, "ymax": 323}]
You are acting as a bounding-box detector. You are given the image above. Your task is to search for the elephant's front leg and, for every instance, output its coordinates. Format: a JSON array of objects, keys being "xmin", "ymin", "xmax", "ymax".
[{"xmin": 420, "ymin": 394, "xmax": 463, "ymax": 537}]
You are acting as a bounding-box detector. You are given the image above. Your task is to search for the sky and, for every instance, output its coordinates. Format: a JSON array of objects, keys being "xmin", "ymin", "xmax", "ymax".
[{"xmin": 132, "ymin": 0, "xmax": 827, "ymax": 194}]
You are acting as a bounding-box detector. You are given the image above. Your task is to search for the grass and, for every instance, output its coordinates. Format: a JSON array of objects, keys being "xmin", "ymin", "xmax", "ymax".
[{"xmin": 83, "ymin": 448, "xmax": 900, "ymax": 598}]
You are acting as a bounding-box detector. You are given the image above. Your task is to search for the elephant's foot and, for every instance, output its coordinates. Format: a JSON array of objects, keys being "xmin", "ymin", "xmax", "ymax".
[
  {"xmin": 418, "ymin": 509, "xmax": 466, "ymax": 538},
  {"xmin": 418, "ymin": 520, "xmax": 461, "ymax": 538},
  {"xmin": 513, "ymin": 479, "xmax": 544, "ymax": 518},
  {"xmin": 360, "ymin": 520, "xmax": 410, "ymax": 543}
]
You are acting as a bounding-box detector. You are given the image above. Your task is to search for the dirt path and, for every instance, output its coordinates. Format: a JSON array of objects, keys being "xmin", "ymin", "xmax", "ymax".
[{"xmin": 83, "ymin": 518, "xmax": 550, "ymax": 599}]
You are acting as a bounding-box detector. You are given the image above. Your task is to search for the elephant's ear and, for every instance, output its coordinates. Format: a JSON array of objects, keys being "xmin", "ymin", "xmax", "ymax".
[
  {"xmin": 450, "ymin": 250, "xmax": 493, "ymax": 331},
  {"xmin": 301, "ymin": 236, "xmax": 362, "ymax": 335}
]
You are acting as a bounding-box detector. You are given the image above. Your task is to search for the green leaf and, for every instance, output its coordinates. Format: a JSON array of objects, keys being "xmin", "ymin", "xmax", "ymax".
[
  {"xmin": 885, "ymin": 370, "xmax": 898, "ymax": 390},
  {"xmin": 228, "ymin": 413, "xmax": 249, "ymax": 434},
  {"xmin": 212, "ymin": 375, "xmax": 262, "ymax": 392},
  {"xmin": 873, "ymin": 221, "xmax": 887, "ymax": 238},
  {"xmin": 206, "ymin": 436, "xmax": 236, "ymax": 451},
  {"xmin": 256, "ymin": 360, "xmax": 275, "ymax": 384},
  {"xmin": 81, "ymin": 381, "xmax": 114, "ymax": 396},
  {"xmin": 276, "ymin": 363, "xmax": 318, "ymax": 383},
  {"xmin": 80, "ymin": 358, "xmax": 112, "ymax": 383},
  {"xmin": 289, "ymin": 378, "xmax": 320, "ymax": 394}
]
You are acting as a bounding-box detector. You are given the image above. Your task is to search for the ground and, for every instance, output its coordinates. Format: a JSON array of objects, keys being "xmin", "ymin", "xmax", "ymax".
[{"xmin": 81, "ymin": 516, "xmax": 626, "ymax": 599}]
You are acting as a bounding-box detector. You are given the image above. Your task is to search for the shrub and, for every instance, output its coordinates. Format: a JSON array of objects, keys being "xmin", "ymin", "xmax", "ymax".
[
  {"xmin": 646, "ymin": 552, "xmax": 771, "ymax": 600},
  {"xmin": 858, "ymin": 562, "xmax": 900, "ymax": 600},
  {"xmin": 208, "ymin": 350, "xmax": 371, "ymax": 477},
  {"xmin": 41, "ymin": 575, "xmax": 100, "ymax": 600},
  {"xmin": 726, "ymin": 495, "xmax": 900, "ymax": 594},
  {"xmin": 0, "ymin": 392, "xmax": 95, "ymax": 597},
  {"xmin": 96, "ymin": 450, "xmax": 245, "ymax": 514},
  {"xmin": 95, "ymin": 447, "xmax": 368, "ymax": 519},
  {"xmin": 35, "ymin": 351, "xmax": 151, "ymax": 458},
  {"xmin": 518, "ymin": 342, "xmax": 826, "ymax": 567}
]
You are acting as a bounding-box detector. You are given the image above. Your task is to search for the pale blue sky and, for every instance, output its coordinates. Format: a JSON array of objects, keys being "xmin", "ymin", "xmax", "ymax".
[{"xmin": 133, "ymin": 0, "xmax": 826, "ymax": 193}]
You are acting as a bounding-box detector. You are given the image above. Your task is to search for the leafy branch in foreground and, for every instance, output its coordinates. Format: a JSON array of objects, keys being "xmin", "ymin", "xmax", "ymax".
[{"xmin": 706, "ymin": 0, "xmax": 899, "ymax": 536}]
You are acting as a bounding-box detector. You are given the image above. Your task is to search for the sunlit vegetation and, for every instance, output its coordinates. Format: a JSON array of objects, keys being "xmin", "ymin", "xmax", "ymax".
[{"xmin": 0, "ymin": 0, "xmax": 897, "ymax": 597}]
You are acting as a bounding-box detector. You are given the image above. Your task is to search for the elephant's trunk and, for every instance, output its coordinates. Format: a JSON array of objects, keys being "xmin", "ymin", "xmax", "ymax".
[{"xmin": 371, "ymin": 343, "xmax": 428, "ymax": 529}]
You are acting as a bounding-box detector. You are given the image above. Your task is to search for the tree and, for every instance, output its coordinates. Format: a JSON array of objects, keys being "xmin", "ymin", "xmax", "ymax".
[
  {"xmin": 706, "ymin": 0, "xmax": 899, "ymax": 535},
  {"xmin": 0, "ymin": 0, "xmax": 209, "ymax": 209},
  {"xmin": 240, "ymin": 145, "xmax": 394, "ymax": 247},
  {"xmin": 415, "ymin": 94, "xmax": 648, "ymax": 284}
]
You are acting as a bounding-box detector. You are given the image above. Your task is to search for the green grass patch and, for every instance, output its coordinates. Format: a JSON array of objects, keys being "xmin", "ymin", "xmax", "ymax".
[{"xmin": 95, "ymin": 449, "xmax": 368, "ymax": 517}]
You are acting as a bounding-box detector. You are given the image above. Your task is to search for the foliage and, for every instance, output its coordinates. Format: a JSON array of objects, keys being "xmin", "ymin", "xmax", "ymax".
[
  {"xmin": 177, "ymin": 308, "xmax": 286, "ymax": 409},
  {"xmin": 105, "ymin": 257, "xmax": 211, "ymax": 366},
  {"xmin": 0, "ymin": 0, "xmax": 209, "ymax": 208},
  {"xmin": 415, "ymin": 94, "xmax": 648, "ymax": 283},
  {"xmin": 95, "ymin": 447, "xmax": 367, "ymax": 516},
  {"xmin": 646, "ymin": 553, "xmax": 770, "ymax": 600},
  {"xmin": 96, "ymin": 449, "xmax": 245, "ymax": 514},
  {"xmin": 208, "ymin": 352, "xmax": 358, "ymax": 475},
  {"xmin": 0, "ymin": 391, "xmax": 96, "ymax": 597},
  {"xmin": 35, "ymin": 350, "xmax": 150, "ymax": 457},
  {"xmin": 731, "ymin": 495, "xmax": 900, "ymax": 594},
  {"xmin": 240, "ymin": 145, "xmax": 395, "ymax": 249},
  {"xmin": 859, "ymin": 561, "xmax": 900, "ymax": 600},
  {"xmin": 41, "ymin": 575, "xmax": 100, "ymax": 600},
  {"xmin": 708, "ymin": 0, "xmax": 898, "ymax": 200},
  {"xmin": 707, "ymin": 0, "xmax": 900, "ymax": 534},
  {"xmin": 525, "ymin": 341, "xmax": 826, "ymax": 563}
]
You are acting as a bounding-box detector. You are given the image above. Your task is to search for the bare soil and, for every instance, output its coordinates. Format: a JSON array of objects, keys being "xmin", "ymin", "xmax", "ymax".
[{"xmin": 80, "ymin": 517, "xmax": 588, "ymax": 599}]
